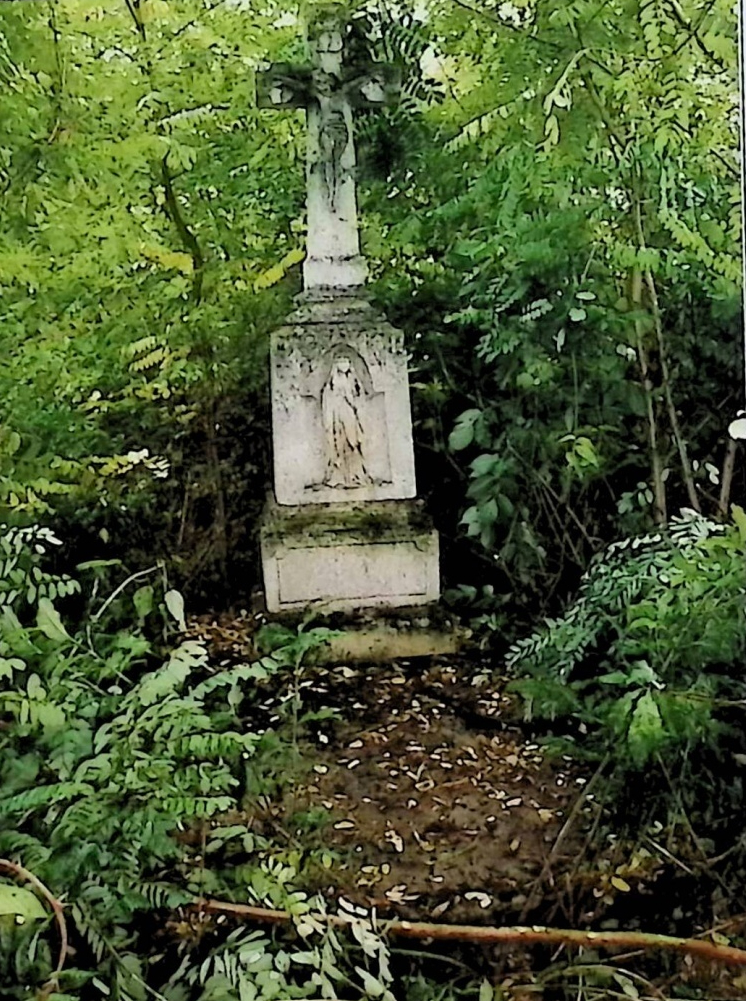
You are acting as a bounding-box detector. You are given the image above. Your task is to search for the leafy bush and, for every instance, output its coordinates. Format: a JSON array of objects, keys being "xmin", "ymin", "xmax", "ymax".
[
  {"xmin": 505, "ymin": 508, "xmax": 746, "ymax": 767},
  {"xmin": 0, "ymin": 526, "xmax": 403, "ymax": 1000},
  {"xmin": 0, "ymin": 525, "xmax": 309, "ymax": 996}
]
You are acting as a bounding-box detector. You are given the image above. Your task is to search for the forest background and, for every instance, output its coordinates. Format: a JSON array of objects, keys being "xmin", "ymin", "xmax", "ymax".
[{"xmin": 1, "ymin": 0, "xmax": 742, "ymax": 611}]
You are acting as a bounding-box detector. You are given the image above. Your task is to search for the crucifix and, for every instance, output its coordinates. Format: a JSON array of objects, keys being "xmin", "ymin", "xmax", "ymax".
[
  {"xmin": 258, "ymin": 8, "xmax": 438, "ymax": 613},
  {"xmin": 257, "ymin": 10, "xmax": 399, "ymax": 291}
]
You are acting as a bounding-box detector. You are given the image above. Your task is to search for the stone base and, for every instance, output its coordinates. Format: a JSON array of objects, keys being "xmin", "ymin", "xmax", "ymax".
[
  {"xmin": 317, "ymin": 619, "xmax": 464, "ymax": 663},
  {"xmin": 260, "ymin": 498, "xmax": 439, "ymax": 613}
]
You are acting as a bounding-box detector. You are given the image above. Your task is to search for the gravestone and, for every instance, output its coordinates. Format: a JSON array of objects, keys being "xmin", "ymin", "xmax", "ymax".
[{"xmin": 258, "ymin": 10, "xmax": 439, "ymax": 614}]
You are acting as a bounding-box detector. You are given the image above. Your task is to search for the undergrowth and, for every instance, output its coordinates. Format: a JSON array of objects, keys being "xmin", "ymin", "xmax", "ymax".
[
  {"xmin": 505, "ymin": 507, "xmax": 746, "ymax": 771},
  {"xmin": 0, "ymin": 525, "xmax": 400, "ymax": 1000}
]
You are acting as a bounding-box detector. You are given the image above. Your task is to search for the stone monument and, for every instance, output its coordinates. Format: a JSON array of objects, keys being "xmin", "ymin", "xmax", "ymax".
[{"xmin": 258, "ymin": 9, "xmax": 439, "ymax": 614}]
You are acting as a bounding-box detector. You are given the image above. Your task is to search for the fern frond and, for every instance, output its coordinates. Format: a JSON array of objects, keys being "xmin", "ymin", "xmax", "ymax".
[
  {"xmin": 0, "ymin": 781, "xmax": 93, "ymax": 814},
  {"xmin": 191, "ymin": 657, "xmax": 277, "ymax": 698}
]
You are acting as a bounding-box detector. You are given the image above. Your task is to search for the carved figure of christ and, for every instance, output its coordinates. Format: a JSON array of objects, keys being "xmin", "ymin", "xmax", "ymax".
[{"xmin": 257, "ymin": 15, "xmax": 398, "ymax": 291}]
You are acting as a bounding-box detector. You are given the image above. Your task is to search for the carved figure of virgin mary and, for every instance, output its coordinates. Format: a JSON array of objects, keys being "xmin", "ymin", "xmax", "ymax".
[{"xmin": 320, "ymin": 351, "xmax": 371, "ymax": 488}]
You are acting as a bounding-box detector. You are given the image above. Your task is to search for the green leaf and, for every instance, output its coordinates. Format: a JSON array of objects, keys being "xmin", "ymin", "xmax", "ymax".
[
  {"xmin": 355, "ymin": 967, "xmax": 386, "ymax": 998},
  {"xmin": 568, "ymin": 306, "xmax": 586, "ymax": 322},
  {"xmin": 449, "ymin": 422, "xmax": 475, "ymax": 451},
  {"xmin": 479, "ymin": 979, "xmax": 496, "ymax": 1001},
  {"xmin": 470, "ymin": 453, "xmax": 501, "ymax": 477},
  {"xmin": 449, "ymin": 409, "xmax": 482, "ymax": 451},
  {"xmin": 627, "ymin": 692, "xmax": 665, "ymax": 765},
  {"xmin": 36, "ymin": 597, "xmax": 71, "ymax": 643},
  {"xmin": 164, "ymin": 589, "xmax": 186, "ymax": 630},
  {"xmin": 598, "ymin": 670, "xmax": 633, "ymax": 686},
  {"xmin": 613, "ymin": 973, "xmax": 639, "ymax": 998},
  {"xmin": 0, "ymin": 884, "xmax": 47, "ymax": 921},
  {"xmin": 133, "ymin": 584, "xmax": 154, "ymax": 620},
  {"xmin": 732, "ymin": 504, "xmax": 746, "ymax": 543},
  {"xmin": 77, "ymin": 559, "xmax": 122, "ymax": 571}
]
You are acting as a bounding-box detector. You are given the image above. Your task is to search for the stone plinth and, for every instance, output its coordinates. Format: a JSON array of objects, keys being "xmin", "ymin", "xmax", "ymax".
[
  {"xmin": 270, "ymin": 291, "xmax": 416, "ymax": 506},
  {"xmin": 317, "ymin": 622, "xmax": 464, "ymax": 663},
  {"xmin": 261, "ymin": 499, "xmax": 439, "ymax": 613}
]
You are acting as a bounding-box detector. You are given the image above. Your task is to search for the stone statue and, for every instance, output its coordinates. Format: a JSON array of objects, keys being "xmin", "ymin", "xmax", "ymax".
[
  {"xmin": 318, "ymin": 105, "xmax": 349, "ymax": 213},
  {"xmin": 320, "ymin": 351, "xmax": 371, "ymax": 488}
]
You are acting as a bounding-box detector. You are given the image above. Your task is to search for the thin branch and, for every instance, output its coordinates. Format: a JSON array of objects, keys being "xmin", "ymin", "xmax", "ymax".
[
  {"xmin": 665, "ymin": 120, "xmax": 739, "ymax": 180},
  {"xmin": 717, "ymin": 438, "xmax": 738, "ymax": 518},
  {"xmin": 123, "ymin": 0, "xmax": 147, "ymax": 42},
  {"xmin": 668, "ymin": 0, "xmax": 719, "ymax": 60},
  {"xmin": 643, "ymin": 267, "xmax": 700, "ymax": 511},
  {"xmin": 663, "ymin": 0, "xmax": 728, "ymax": 72},
  {"xmin": 577, "ymin": 69, "xmax": 628, "ymax": 167},
  {"xmin": 507, "ymin": 444, "xmax": 600, "ymax": 548},
  {"xmin": 158, "ymin": 102, "xmax": 230, "ymax": 128},
  {"xmin": 655, "ymin": 754, "xmax": 730, "ymax": 896},
  {"xmin": 91, "ymin": 563, "xmax": 161, "ymax": 622},
  {"xmin": 194, "ymin": 897, "xmax": 746, "ymax": 967},
  {"xmin": 47, "ymin": 0, "xmax": 64, "ymax": 144},
  {"xmin": 630, "ymin": 254, "xmax": 667, "ymax": 525},
  {"xmin": 447, "ymin": 0, "xmax": 536, "ymax": 36},
  {"xmin": 159, "ymin": 155, "xmax": 205, "ymax": 301},
  {"xmin": 0, "ymin": 858, "xmax": 68, "ymax": 993},
  {"xmin": 518, "ymin": 756, "xmax": 608, "ymax": 922},
  {"xmin": 631, "ymin": 192, "xmax": 699, "ymax": 511},
  {"xmin": 153, "ymin": 0, "xmax": 232, "ymax": 58},
  {"xmin": 75, "ymin": 901, "xmax": 171, "ymax": 1001}
]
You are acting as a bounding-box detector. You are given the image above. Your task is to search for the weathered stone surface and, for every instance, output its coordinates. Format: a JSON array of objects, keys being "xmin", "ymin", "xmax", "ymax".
[
  {"xmin": 257, "ymin": 16, "xmax": 397, "ymax": 292},
  {"xmin": 271, "ymin": 292, "xmax": 416, "ymax": 506},
  {"xmin": 261, "ymin": 499, "xmax": 439, "ymax": 613},
  {"xmin": 258, "ymin": 10, "xmax": 439, "ymax": 613},
  {"xmin": 317, "ymin": 624, "xmax": 464, "ymax": 663}
]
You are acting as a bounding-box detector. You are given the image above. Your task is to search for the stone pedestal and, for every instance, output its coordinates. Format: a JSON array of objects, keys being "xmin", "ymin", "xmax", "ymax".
[
  {"xmin": 257, "ymin": 15, "xmax": 439, "ymax": 619},
  {"xmin": 260, "ymin": 289, "xmax": 439, "ymax": 614},
  {"xmin": 261, "ymin": 499, "xmax": 439, "ymax": 613},
  {"xmin": 270, "ymin": 291, "xmax": 417, "ymax": 505}
]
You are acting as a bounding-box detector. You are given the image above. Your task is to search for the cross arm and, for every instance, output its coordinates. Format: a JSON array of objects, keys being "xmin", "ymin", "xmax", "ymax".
[
  {"xmin": 343, "ymin": 62, "xmax": 401, "ymax": 108},
  {"xmin": 257, "ymin": 63, "xmax": 314, "ymax": 109}
]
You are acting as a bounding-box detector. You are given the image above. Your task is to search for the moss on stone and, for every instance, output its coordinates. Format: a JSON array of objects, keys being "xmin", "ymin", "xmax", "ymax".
[{"xmin": 261, "ymin": 499, "xmax": 433, "ymax": 546}]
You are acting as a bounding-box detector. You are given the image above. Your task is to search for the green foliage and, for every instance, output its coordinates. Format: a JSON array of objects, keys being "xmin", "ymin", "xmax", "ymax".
[
  {"xmin": 1, "ymin": 0, "xmax": 742, "ymax": 609},
  {"xmin": 0, "ymin": 0, "xmax": 301, "ymax": 594},
  {"xmin": 0, "ymin": 523, "xmax": 329, "ymax": 996},
  {"xmin": 371, "ymin": 0, "xmax": 742, "ymax": 604},
  {"xmin": 505, "ymin": 509, "xmax": 746, "ymax": 767},
  {"xmin": 0, "ymin": 525, "xmax": 403, "ymax": 1000}
]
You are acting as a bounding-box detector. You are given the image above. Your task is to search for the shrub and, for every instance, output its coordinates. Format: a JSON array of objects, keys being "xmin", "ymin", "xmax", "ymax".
[{"xmin": 505, "ymin": 508, "xmax": 746, "ymax": 768}]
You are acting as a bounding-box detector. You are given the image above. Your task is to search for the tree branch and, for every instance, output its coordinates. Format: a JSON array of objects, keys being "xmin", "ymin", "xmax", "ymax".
[
  {"xmin": 663, "ymin": 0, "xmax": 728, "ymax": 72},
  {"xmin": 717, "ymin": 437, "xmax": 738, "ymax": 517},
  {"xmin": 123, "ymin": 0, "xmax": 147, "ymax": 43},
  {"xmin": 631, "ymin": 191, "xmax": 700, "ymax": 512},
  {"xmin": 0, "ymin": 858, "xmax": 69, "ymax": 994},
  {"xmin": 194, "ymin": 897, "xmax": 746, "ymax": 967},
  {"xmin": 630, "ymin": 264, "xmax": 667, "ymax": 524},
  {"xmin": 159, "ymin": 155, "xmax": 205, "ymax": 301}
]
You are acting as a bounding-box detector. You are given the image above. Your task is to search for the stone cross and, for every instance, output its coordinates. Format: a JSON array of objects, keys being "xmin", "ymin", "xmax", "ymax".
[{"xmin": 257, "ymin": 11, "xmax": 398, "ymax": 291}]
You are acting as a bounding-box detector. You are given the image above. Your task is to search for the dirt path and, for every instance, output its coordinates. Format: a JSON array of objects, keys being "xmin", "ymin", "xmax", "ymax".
[
  {"xmin": 275, "ymin": 660, "xmax": 590, "ymax": 925},
  {"xmin": 180, "ymin": 614, "xmax": 746, "ymax": 998},
  {"xmin": 188, "ymin": 614, "xmax": 595, "ymax": 924}
]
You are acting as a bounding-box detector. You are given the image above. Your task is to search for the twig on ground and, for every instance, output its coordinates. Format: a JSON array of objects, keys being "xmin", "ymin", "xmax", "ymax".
[
  {"xmin": 193, "ymin": 897, "xmax": 746, "ymax": 967},
  {"xmin": 518, "ymin": 756, "xmax": 608, "ymax": 922},
  {"xmin": 92, "ymin": 563, "xmax": 162, "ymax": 622}
]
